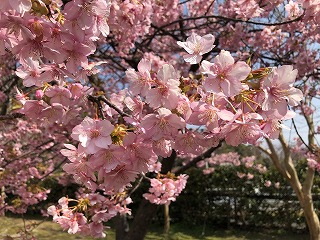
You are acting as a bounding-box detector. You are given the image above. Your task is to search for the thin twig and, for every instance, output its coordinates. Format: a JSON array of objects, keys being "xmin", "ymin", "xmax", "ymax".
[
  {"xmin": 38, "ymin": 158, "xmax": 69, "ymax": 181},
  {"xmin": 125, "ymin": 176, "xmax": 144, "ymax": 198},
  {"xmin": 98, "ymin": 96, "xmax": 131, "ymax": 118},
  {"xmin": 87, "ymin": 95, "xmax": 106, "ymax": 120},
  {"xmin": 156, "ymin": 12, "xmax": 304, "ymax": 31},
  {"xmin": 174, "ymin": 141, "xmax": 222, "ymax": 175},
  {"xmin": 291, "ymin": 118, "xmax": 315, "ymax": 154},
  {"xmin": 0, "ymin": 113, "xmax": 25, "ymax": 121}
]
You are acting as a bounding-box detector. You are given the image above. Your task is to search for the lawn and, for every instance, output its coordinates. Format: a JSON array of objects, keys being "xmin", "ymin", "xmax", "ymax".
[{"xmin": 0, "ymin": 216, "xmax": 308, "ymax": 240}]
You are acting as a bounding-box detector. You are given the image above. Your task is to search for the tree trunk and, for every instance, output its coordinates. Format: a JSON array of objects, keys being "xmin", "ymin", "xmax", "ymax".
[
  {"xmin": 292, "ymin": 183, "xmax": 320, "ymax": 240},
  {"xmin": 120, "ymin": 151, "xmax": 177, "ymax": 240},
  {"xmin": 285, "ymin": 163, "xmax": 320, "ymax": 240},
  {"xmin": 123, "ymin": 199, "xmax": 159, "ymax": 240},
  {"xmin": 115, "ymin": 214, "xmax": 129, "ymax": 240},
  {"xmin": 304, "ymin": 204, "xmax": 320, "ymax": 240},
  {"xmin": 264, "ymin": 136, "xmax": 320, "ymax": 240},
  {"xmin": 299, "ymin": 182, "xmax": 320, "ymax": 240},
  {"xmin": 285, "ymin": 166, "xmax": 320, "ymax": 240},
  {"xmin": 163, "ymin": 204, "xmax": 170, "ymax": 235},
  {"xmin": 115, "ymin": 146, "xmax": 222, "ymax": 240}
]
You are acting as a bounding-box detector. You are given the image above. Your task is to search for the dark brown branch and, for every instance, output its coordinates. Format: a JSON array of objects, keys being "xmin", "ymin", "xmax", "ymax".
[
  {"xmin": 174, "ymin": 141, "xmax": 222, "ymax": 175},
  {"xmin": 156, "ymin": 12, "xmax": 304, "ymax": 31},
  {"xmin": 0, "ymin": 113, "xmax": 25, "ymax": 121},
  {"xmin": 291, "ymin": 118, "xmax": 316, "ymax": 154},
  {"xmin": 125, "ymin": 176, "xmax": 144, "ymax": 198},
  {"xmin": 38, "ymin": 158, "xmax": 68, "ymax": 181},
  {"xmin": 150, "ymin": 24, "xmax": 180, "ymax": 41},
  {"xmin": 204, "ymin": 0, "xmax": 215, "ymax": 16},
  {"xmin": 87, "ymin": 95, "xmax": 106, "ymax": 120},
  {"xmin": 98, "ymin": 96, "xmax": 131, "ymax": 118}
]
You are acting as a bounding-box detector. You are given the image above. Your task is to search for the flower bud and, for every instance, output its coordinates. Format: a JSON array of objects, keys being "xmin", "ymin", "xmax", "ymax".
[{"xmin": 36, "ymin": 89, "xmax": 44, "ymax": 100}]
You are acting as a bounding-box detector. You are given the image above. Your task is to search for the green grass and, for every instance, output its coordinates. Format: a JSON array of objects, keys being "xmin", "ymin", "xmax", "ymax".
[
  {"xmin": 0, "ymin": 216, "xmax": 308, "ymax": 240},
  {"xmin": 147, "ymin": 223, "xmax": 308, "ymax": 240},
  {"xmin": 0, "ymin": 215, "xmax": 105, "ymax": 240}
]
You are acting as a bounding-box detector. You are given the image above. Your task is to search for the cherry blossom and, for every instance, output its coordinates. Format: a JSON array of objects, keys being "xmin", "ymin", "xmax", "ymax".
[
  {"xmin": 71, "ymin": 117, "xmax": 114, "ymax": 154},
  {"xmin": 260, "ymin": 65, "xmax": 303, "ymax": 117},
  {"xmin": 146, "ymin": 64, "xmax": 181, "ymax": 109},
  {"xmin": 201, "ymin": 50, "xmax": 251, "ymax": 97},
  {"xmin": 285, "ymin": 1, "xmax": 302, "ymax": 19},
  {"xmin": 140, "ymin": 108, "xmax": 186, "ymax": 141},
  {"xmin": 177, "ymin": 32, "xmax": 215, "ymax": 64},
  {"xmin": 143, "ymin": 174, "xmax": 188, "ymax": 205},
  {"xmin": 126, "ymin": 59, "xmax": 152, "ymax": 96}
]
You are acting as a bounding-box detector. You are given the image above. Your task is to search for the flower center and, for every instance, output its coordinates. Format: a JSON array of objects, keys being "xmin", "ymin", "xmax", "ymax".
[{"xmin": 90, "ymin": 129, "xmax": 100, "ymax": 138}]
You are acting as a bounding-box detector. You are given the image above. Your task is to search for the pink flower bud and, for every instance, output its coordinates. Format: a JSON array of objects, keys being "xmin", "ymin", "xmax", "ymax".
[{"xmin": 36, "ymin": 89, "xmax": 44, "ymax": 100}]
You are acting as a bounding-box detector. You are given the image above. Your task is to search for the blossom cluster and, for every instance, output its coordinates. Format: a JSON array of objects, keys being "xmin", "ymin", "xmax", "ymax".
[
  {"xmin": 0, "ymin": 119, "xmax": 58, "ymax": 214},
  {"xmin": 143, "ymin": 173, "xmax": 188, "ymax": 205},
  {"xmin": 48, "ymin": 194, "xmax": 132, "ymax": 238},
  {"xmin": 43, "ymin": 32, "xmax": 302, "ymax": 236}
]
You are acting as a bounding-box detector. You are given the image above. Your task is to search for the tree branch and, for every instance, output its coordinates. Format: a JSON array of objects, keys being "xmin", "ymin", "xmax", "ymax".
[
  {"xmin": 0, "ymin": 113, "xmax": 25, "ymax": 121},
  {"xmin": 291, "ymin": 118, "xmax": 315, "ymax": 154},
  {"xmin": 265, "ymin": 138, "xmax": 287, "ymax": 179},
  {"xmin": 38, "ymin": 158, "xmax": 68, "ymax": 181},
  {"xmin": 174, "ymin": 141, "xmax": 222, "ymax": 175},
  {"xmin": 156, "ymin": 12, "xmax": 305, "ymax": 31},
  {"xmin": 98, "ymin": 96, "xmax": 131, "ymax": 118}
]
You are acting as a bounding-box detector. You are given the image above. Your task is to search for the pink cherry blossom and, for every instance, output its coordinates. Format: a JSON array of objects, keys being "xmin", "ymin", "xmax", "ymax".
[
  {"xmin": 188, "ymin": 101, "xmax": 234, "ymax": 131},
  {"xmin": 222, "ymin": 111, "xmax": 263, "ymax": 146},
  {"xmin": 174, "ymin": 130, "xmax": 204, "ymax": 155},
  {"xmin": 143, "ymin": 174, "xmax": 188, "ymax": 205},
  {"xmin": 285, "ymin": 0, "xmax": 302, "ymax": 19},
  {"xmin": 260, "ymin": 65, "xmax": 303, "ymax": 117},
  {"xmin": 152, "ymin": 138, "xmax": 173, "ymax": 157},
  {"xmin": 146, "ymin": 64, "xmax": 181, "ymax": 109},
  {"xmin": 15, "ymin": 58, "xmax": 50, "ymax": 87},
  {"xmin": 60, "ymin": 144, "xmax": 86, "ymax": 162},
  {"xmin": 0, "ymin": 1, "xmax": 314, "ymax": 238},
  {"xmin": 0, "ymin": 0, "xmax": 31, "ymax": 14},
  {"xmin": 20, "ymin": 100, "xmax": 48, "ymax": 119},
  {"xmin": 177, "ymin": 32, "xmax": 215, "ymax": 64},
  {"xmin": 100, "ymin": 165, "xmax": 138, "ymax": 192},
  {"xmin": 35, "ymin": 89, "xmax": 44, "ymax": 100},
  {"xmin": 88, "ymin": 145, "xmax": 126, "ymax": 173},
  {"xmin": 45, "ymin": 86, "xmax": 72, "ymax": 106},
  {"xmin": 71, "ymin": 117, "xmax": 114, "ymax": 154},
  {"xmin": 140, "ymin": 108, "xmax": 186, "ymax": 141},
  {"xmin": 123, "ymin": 132, "xmax": 157, "ymax": 173},
  {"xmin": 40, "ymin": 103, "xmax": 65, "ymax": 124},
  {"xmin": 201, "ymin": 50, "xmax": 251, "ymax": 97},
  {"xmin": 126, "ymin": 59, "xmax": 152, "ymax": 96},
  {"xmin": 264, "ymin": 180, "xmax": 272, "ymax": 187},
  {"xmin": 61, "ymin": 40, "xmax": 95, "ymax": 74}
]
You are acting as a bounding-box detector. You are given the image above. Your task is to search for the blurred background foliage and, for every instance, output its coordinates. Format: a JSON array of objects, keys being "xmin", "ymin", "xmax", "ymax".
[{"xmin": 14, "ymin": 144, "xmax": 319, "ymax": 235}]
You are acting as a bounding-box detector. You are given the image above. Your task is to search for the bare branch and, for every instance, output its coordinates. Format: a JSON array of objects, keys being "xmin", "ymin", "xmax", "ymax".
[
  {"xmin": 291, "ymin": 118, "xmax": 316, "ymax": 154},
  {"xmin": 0, "ymin": 113, "xmax": 25, "ymax": 121},
  {"xmin": 174, "ymin": 141, "xmax": 222, "ymax": 175},
  {"xmin": 302, "ymin": 167, "xmax": 315, "ymax": 197},
  {"xmin": 87, "ymin": 95, "xmax": 106, "ymax": 120},
  {"xmin": 156, "ymin": 12, "xmax": 305, "ymax": 31},
  {"xmin": 265, "ymin": 138, "xmax": 287, "ymax": 178},
  {"xmin": 98, "ymin": 96, "xmax": 131, "ymax": 118},
  {"xmin": 125, "ymin": 176, "xmax": 144, "ymax": 198},
  {"xmin": 256, "ymin": 145, "xmax": 271, "ymax": 157},
  {"xmin": 38, "ymin": 158, "xmax": 69, "ymax": 181}
]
